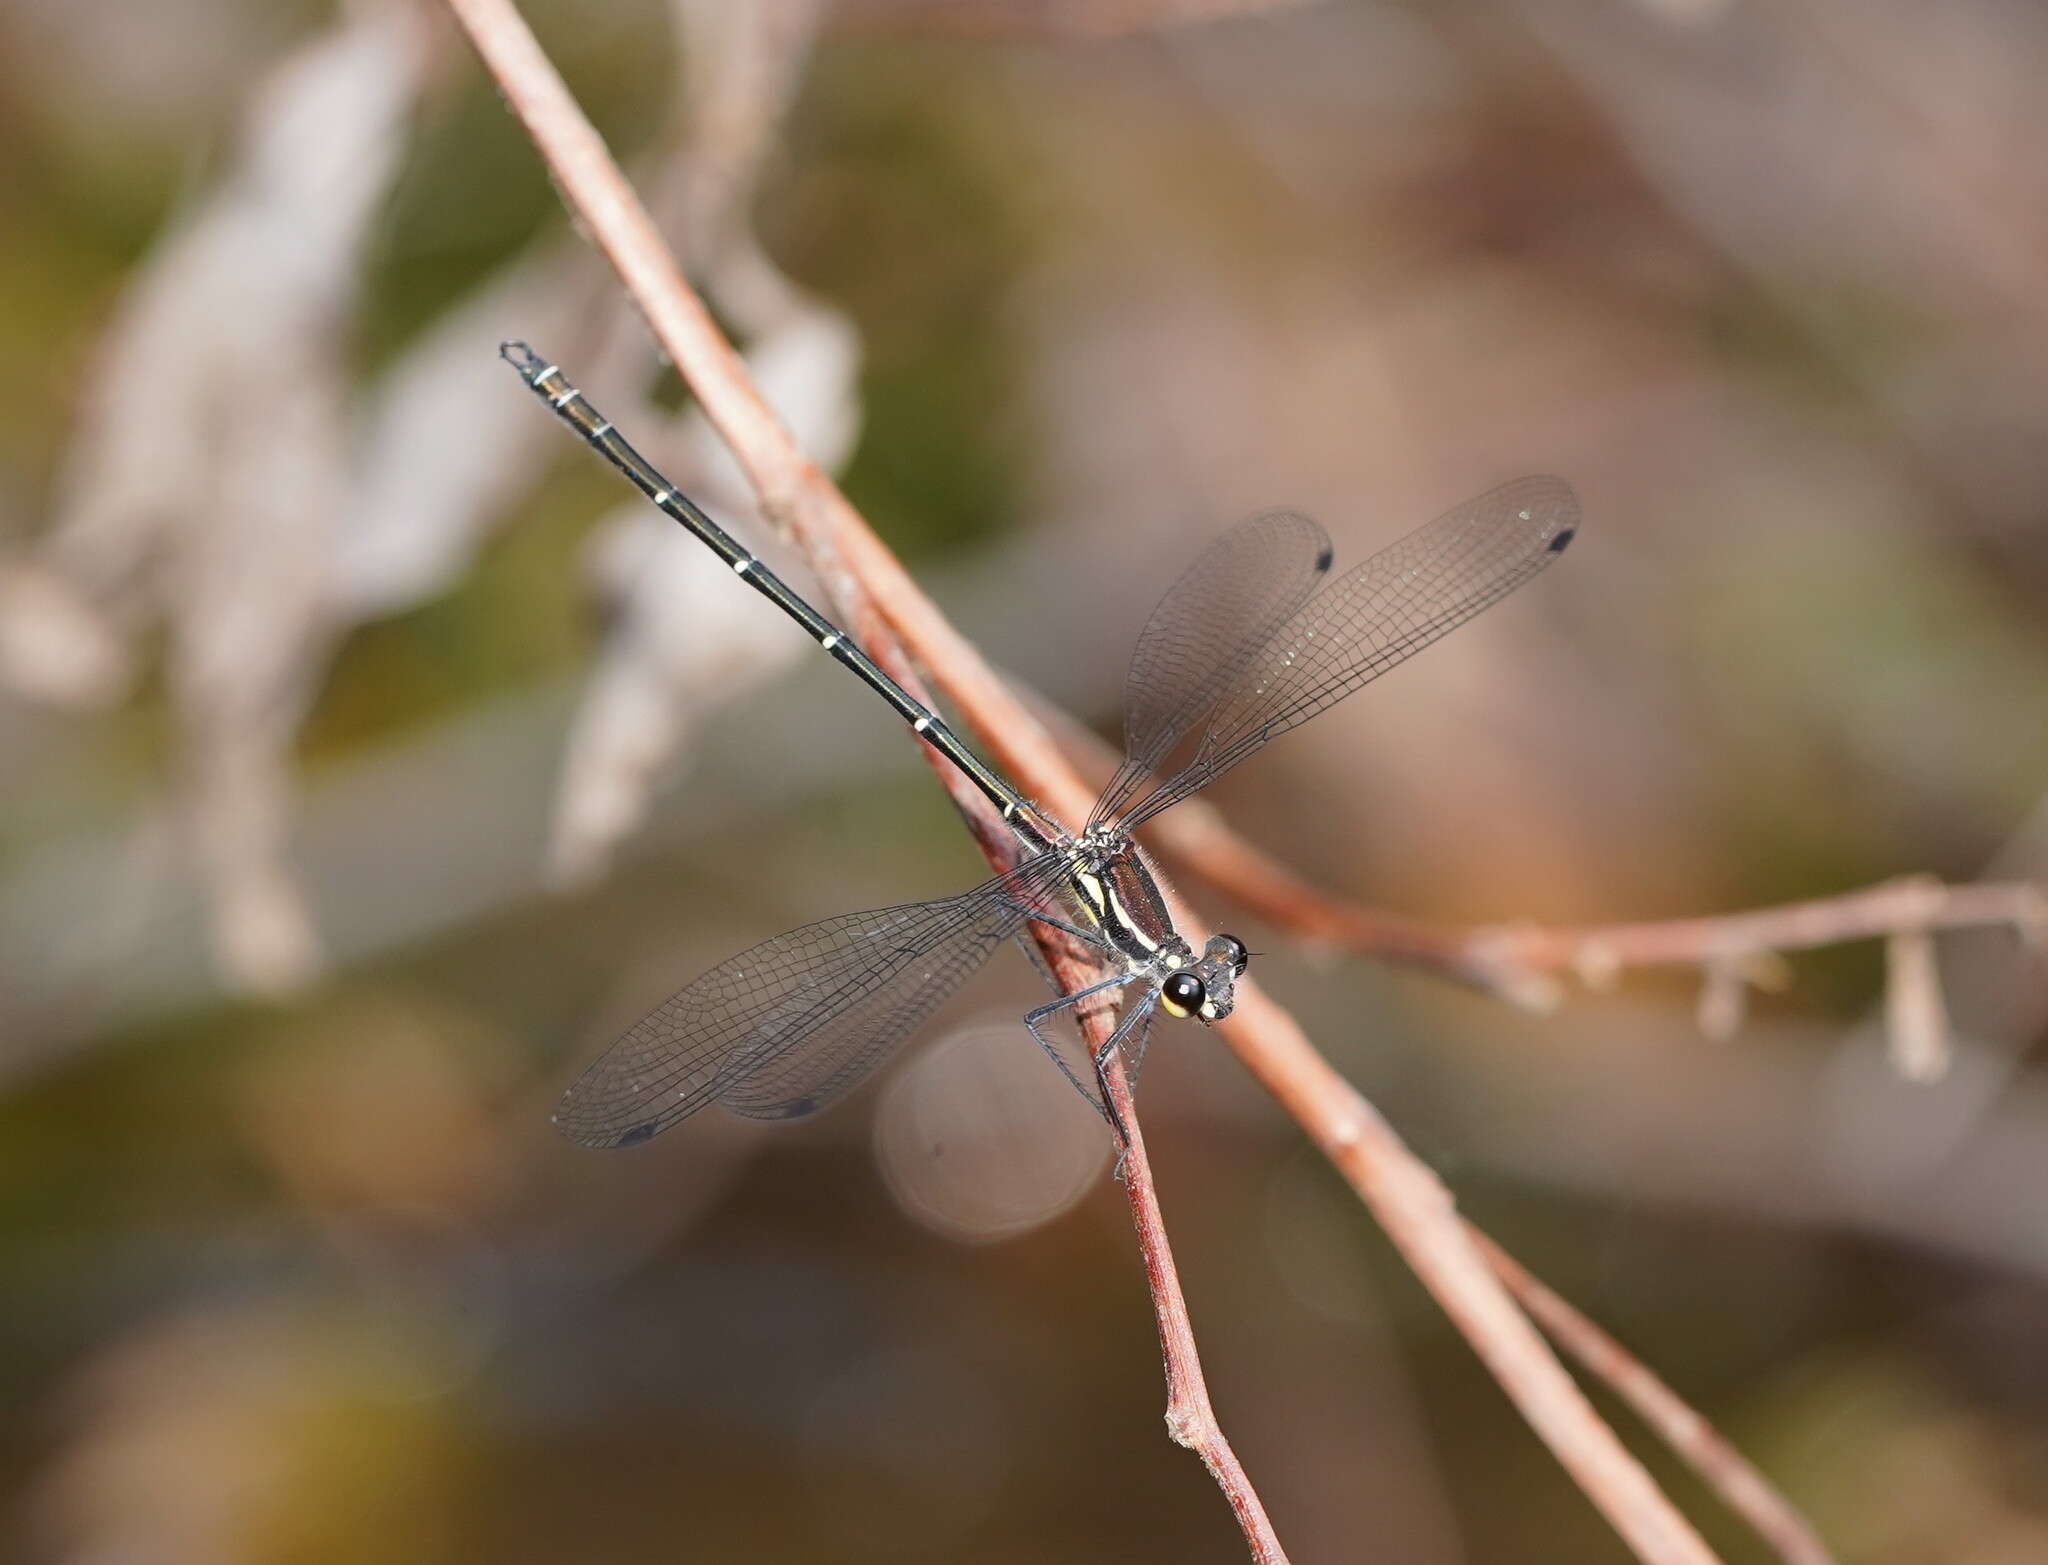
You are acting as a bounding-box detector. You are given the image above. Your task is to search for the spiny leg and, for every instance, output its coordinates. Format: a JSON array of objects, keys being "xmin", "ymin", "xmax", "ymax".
[
  {"xmin": 1011, "ymin": 908, "xmax": 1113, "ymax": 999},
  {"xmin": 1023, "ymin": 971, "xmax": 1142, "ymax": 1125},
  {"xmin": 1002, "ymin": 899, "xmax": 1112, "ymax": 954},
  {"xmin": 1090, "ymin": 994, "xmax": 1158, "ymax": 1173}
]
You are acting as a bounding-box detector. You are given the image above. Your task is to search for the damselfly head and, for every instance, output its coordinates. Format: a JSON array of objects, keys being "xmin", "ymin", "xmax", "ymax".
[{"xmin": 1169, "ymin": 933, "xmax": 1246, "ymax": 1024}]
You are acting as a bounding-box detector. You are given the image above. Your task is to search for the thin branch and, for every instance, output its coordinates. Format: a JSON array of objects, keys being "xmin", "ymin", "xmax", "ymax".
[
  {"xmin": 1476, "ymin": 1234, "xmax": 1838, "ymax": 1565},
  {"xmin": 1165, "ymin": 802, "xmax": 2047, "ymax": 1015},
  {"xmin": 1157, "ymin": 797, "xmax": 2048, "ymax": 1009},
  {"xmin": 441, "ymin": 4, "xmax": 1749, "ymax": 1561},
  {"xmin": 1224, "ymin": 987, "xmax": 1724, "ymax": 1565},
  {"xmin": 1479, "ymin": 875, "xmax": 2048, "ymax": 980},
  {"xmin": 1100, "ymin": 1022, "xmax": 1289, "ymax": 1561},
  {"xmin": 1043, "ymin": 697, "xmax": 2045, "ymax": 1011}
]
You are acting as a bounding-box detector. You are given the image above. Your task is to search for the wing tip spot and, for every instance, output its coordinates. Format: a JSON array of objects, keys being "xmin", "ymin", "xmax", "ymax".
[{"xmin": 1548, "ymin": 527, "xmax": 1576, "ymax": 554}]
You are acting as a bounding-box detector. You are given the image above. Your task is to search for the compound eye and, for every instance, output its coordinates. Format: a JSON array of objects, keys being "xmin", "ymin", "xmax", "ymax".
[
  {"xmin": 1160, "ymin": 971, "xmax": 1206, "ymax": 1019},
  {"xmin": 1215, "ymin": 934, "xmax": 1250, "ymax": 975}
]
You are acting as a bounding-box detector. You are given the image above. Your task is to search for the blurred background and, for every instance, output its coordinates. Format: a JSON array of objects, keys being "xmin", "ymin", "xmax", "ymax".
[{"xmin": 3, "ymin": 0, "xmax": 2047, "ymax": 1560}]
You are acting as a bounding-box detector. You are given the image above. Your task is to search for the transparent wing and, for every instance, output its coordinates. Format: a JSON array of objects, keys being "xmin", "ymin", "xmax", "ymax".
[
  {"xmin": 717, "ymin": 864, "xmax": 1071, "ymax": 1121},
  {"xmin": 1090, "ymin": 509, "xmax": 1333, "ymax": 827},
  {"xmin": 1116, "ymin": 477, "xmax": 1579, "ymax": 829},
  {"xmin": 555, "ymin": 850, "xmax": 1073, "ymax": 1147}
]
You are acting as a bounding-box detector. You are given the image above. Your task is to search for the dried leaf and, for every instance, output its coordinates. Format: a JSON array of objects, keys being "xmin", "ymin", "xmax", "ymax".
[
  {"xmin": 337, "ymin": 247, "xmax": 594, "ymax": 615},
  {"xmin": 40, "ymin": 5, "xmax": 432, "ymax": 993},
  {"xmin": 0, "ymin": 561, "xmax": 132, "ymax": 708}
]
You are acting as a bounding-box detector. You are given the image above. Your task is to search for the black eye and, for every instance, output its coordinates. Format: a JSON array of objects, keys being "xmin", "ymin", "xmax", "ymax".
[
  {"xmin": 1161, "ymin": 971, "xmax": 1205, "ymax": 1017},
  {"xmin": 1217, "ymin": 935, "xmax": 1249, "ymax": 975}
]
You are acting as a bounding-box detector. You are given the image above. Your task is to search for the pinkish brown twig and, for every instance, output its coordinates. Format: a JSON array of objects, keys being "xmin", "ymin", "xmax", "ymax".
[
  {"xmin": 1149, "ymin": 775, "xmax": 2045, "ymax": 1015},
  {"xmin": 442, "ymin": 3, "xmax": 1753, "ymax": 1561},
  {"xmin": 1099, "ymin": 1018, "xmax": 1288, "ymax": 1561},
  {"xmin": 1222, "ymin": 985, "xmax": 1724, "ymax": 1564},
  {"xmin": 1476, "ymin": 1234, "xmax": 1838, "ymax": 1565},
  {"xmin": 1474, "ymin": 875, "xmax": 2046, "ymax": 984}
]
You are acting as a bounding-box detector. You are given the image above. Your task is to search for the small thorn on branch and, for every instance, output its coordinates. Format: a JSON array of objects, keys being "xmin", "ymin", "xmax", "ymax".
[
  {"xmin": 1572, "ymin": 937, "xmax": 1624, "ymax": 991},
  {"xmin": 1696, "ymin": 958, "xmax": 1749, "ymax": 1041},
  {"xmin": 1884, "ymin": 926, "xmax": 1952, "ymax": 1083},
  {"xmin": 2017, "ymin": 887, "xmax": 2048, "ymax": 951},
  {"xmin": 1469, "ymin": 926, "xmax": 1565, "ymax": 1012},
  {"xmin": 1694, "ymin": 949, "xmax": 1791, "ymax": 1041}
]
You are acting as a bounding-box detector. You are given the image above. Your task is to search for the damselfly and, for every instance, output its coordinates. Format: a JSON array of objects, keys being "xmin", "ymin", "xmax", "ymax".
[{"xmin": 503, "ymin": 342, "xmax": 1577, "ymax": 1149}]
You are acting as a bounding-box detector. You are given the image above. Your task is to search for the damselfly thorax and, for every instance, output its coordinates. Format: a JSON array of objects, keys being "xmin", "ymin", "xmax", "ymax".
[{"xmin": 1048, "ymin": 827, "xmax": 1244, "ymax": 1022}]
